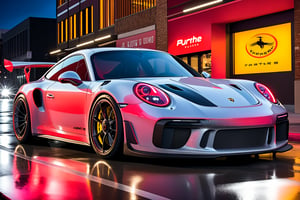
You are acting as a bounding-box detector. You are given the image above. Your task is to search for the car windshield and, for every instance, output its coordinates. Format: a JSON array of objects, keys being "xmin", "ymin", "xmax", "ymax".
[{"xmin": 91, "ymin": 50, "xmax": 199, "ymax": 80}]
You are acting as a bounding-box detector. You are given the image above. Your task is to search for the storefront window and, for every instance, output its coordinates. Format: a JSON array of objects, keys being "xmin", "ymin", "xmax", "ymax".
[
  {"xmin": 201, "ymin": 53, "xmax": 211, "ymax": 74},
  {"xmin": 190, "ymin": 55, "xmax": 199, "ymax": 72},
  {"xmin": 178, "ymin": 51, "xmax": 211, "ymax": 74},
  {"xmin": 181, "ymin": 56, "xmax": 188, "ymax": 65}
]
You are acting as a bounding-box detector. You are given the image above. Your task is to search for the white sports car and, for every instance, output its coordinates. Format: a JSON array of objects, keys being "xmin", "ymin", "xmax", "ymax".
[{"xmin": 13, "ymin": 48, "xmax": 292, "ymax": 158}]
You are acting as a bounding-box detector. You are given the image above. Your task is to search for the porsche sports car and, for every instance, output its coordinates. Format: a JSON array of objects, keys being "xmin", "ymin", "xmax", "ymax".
[{"xmin": 13, "ymin": 48, "xmax": 292, "ymax": 158}]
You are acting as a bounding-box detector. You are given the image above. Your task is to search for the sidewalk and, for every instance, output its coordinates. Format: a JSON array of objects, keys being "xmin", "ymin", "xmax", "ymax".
[{"xmin": 285, "ymin": 105, "xmax": 300, "ymax": 142}]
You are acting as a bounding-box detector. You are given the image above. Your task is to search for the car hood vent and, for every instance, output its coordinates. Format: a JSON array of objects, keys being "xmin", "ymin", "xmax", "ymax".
[
  {"xmin": 160, "ymin": 84, "xmax": 217, "ymax": 107},
  {"xmin": 165, "ymin": 84, "xmax": 183, "ymax": 91},
  {"xmin": 229, "ymin": 84, "xmax": 242, "ymax": 91}
]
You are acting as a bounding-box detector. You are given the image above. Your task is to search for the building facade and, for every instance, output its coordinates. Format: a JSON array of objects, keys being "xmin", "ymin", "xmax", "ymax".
[
  {"xmin": 54, "ymin": 0, "xmax": 300, "ymax": 112},
  {"xmin": 54, "ymin": 0, "xmax": 167, "ymax": 58},
  {"xmin": 168, "ymin": 0, "xmax": 295, "ymax": 107}
]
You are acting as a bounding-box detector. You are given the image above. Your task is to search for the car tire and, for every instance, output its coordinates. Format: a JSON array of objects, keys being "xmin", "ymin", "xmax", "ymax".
[
  {"xmin": 13, "ymin": 95, "xmax": 32, "ymax": 143},
  {"xmin": 89, "ymin": 94, "xmax": 123, "ymax": 159}
]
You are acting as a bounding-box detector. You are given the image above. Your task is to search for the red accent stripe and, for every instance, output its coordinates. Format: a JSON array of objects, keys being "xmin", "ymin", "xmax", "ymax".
[{"xmin": 3, "ymin": 59, "xmax": 54, "ymax": 72}]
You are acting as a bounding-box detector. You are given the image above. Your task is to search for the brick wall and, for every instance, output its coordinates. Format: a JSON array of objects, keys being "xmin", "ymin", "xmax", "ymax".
[
  {"xmin": 115, "ymin": 8, "xmax": 156, "ymax": 34},
  {"xmin": 294, "ymin": 0, "xmax": 300, "ymax": 112},
  {"xmin": 155, "ymin": 0, "xmax": 168, "ymax": 51},
  {"xmin": 295, "ymin": 0, "xmax": 300, "ymax": 80},
  {"xmin": 115, "ymin": 0, "xmax": 168, "ymax": 52}
]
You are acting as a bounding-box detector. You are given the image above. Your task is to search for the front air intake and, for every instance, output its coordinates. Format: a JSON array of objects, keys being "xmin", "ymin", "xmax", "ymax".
[
  {"xmin": 276, "ymin": 114, "xmax": 289, "ymax": 142},
  {"xmin": 153, "ymin": 119, "xmax": 202, "ymax": 149}
]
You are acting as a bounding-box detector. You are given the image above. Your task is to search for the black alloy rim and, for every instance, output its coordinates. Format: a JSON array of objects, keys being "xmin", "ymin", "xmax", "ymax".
[
  {"xmin": 92, "ymin": 100, "xmax": 117, "ymax": 154},
  {"xmin": 14, "ymin": 99, "xmax": 28, "ymax": 138}
]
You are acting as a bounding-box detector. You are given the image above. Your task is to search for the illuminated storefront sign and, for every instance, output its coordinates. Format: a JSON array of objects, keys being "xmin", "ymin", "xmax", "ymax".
[
  {"xmin": 234, "ymin": 23, "xmax": 291, "ymax": 75},
  {"xmin": 168, "ymin": 23, "xmax": 211, "ymax": 55},
  {"xmin": 245, "ymin": 33, "xmax": 277, "ymax": 58},
  {"xmin": 116, "ymin": 30, "xmax": 156, "ymax": 49},
  {"xmin": 169, "ymin": 33, "xmax": 209, "ymax": 55},
  {"xmin": 176, "ymin": 36, "xmax": 202, "ymax": 48}
]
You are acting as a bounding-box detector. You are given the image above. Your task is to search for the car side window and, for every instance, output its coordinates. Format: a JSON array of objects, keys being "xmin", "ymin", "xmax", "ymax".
[
  {"xmin": 46, "ymin": 55, "xmax": 91, "ymax": 81},
  {"xmin": 45, "ymin": 61, "xmax": 64, "ymax": 80}
]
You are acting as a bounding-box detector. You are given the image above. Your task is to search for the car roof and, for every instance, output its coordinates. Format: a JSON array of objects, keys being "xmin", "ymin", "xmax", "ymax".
[{"xmin": 69, "ymin": 47, "xmax": 162, "ymax": 58}]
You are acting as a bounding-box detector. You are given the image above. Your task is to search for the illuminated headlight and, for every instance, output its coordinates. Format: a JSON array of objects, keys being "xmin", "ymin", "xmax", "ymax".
[
  {"xmin": 1, "ymin": 88, "xmax": 10, "ymax": 97},
  {"xmin": 134, "ymin": 83, "xmax": 170, "ymax": 107},
  {"xmin": 255, "ymin": 83, "xmax": 277, "ymax": 104}
]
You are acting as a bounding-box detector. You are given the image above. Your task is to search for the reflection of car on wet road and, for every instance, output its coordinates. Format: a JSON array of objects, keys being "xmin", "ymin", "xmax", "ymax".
[
  {"xmin": 10, "ymin": 143, "xmax": 299, "ymax": 200},
  {"xmin": 13, "ymin": 48, "xmax": 292, "ymax": 158}
]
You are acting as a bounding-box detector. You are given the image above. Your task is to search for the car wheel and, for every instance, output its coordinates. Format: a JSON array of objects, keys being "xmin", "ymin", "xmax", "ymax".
[
  {"xmin": 13, "ymin": 95, "xmax": 32, "ymax": 143},
  {"xmin": 89, "ymin": 95, "xmax": 123, "ymax": 158}
]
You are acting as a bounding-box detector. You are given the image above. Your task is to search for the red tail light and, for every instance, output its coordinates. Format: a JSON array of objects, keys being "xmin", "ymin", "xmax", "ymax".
[
  {"xmin": 255, "ymin": 83, "xmax": 277, "ymax": 104},
  {"xmin": 134, "ymin": 83, "xmax": 170, "ymax": 107}
]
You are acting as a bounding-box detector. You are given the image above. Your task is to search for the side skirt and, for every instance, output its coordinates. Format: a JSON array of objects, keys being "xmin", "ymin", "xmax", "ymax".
[{"xmin": 36, "ymin": 134, "xmax": 90, "ymax": 146}]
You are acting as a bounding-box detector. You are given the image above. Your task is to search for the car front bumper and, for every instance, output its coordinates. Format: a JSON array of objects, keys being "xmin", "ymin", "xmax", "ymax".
[{"xmin": 123, "ymin": 112, "xmax": 290, "ymax": 158}]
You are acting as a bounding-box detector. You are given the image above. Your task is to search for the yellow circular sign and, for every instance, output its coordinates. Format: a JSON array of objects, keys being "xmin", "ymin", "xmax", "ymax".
[{"xmin": 246, "ymin": 33, "xmax": 277, "ymax": 58}]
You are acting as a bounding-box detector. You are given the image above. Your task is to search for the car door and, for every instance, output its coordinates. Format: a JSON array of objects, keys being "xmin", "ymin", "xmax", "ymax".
[{"xmin": 44, "ymin": 55, "xmax": 91, "ymax": 141}]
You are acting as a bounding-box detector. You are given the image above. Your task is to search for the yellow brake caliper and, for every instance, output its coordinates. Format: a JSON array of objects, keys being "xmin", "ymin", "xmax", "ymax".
[{"xmin": 97, "ymin": 111, "xmax": 103, "ymax": 145}]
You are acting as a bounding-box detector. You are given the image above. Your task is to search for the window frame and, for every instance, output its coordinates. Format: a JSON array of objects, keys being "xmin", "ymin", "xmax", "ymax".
[{"xmin": 45, "ymin": 54, "xmax": 91, "ymax": 82}]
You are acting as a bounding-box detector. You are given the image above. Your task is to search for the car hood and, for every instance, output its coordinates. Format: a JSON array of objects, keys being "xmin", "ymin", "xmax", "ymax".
[{"xmin": 144, "ymin": 77, "xmax": 259, "ymax": 107}]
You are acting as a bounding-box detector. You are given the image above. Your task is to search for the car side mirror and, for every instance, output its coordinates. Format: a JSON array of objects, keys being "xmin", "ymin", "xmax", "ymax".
[
  {"xmin": 58, "ymin": 71, "xmax": 83, "ymax": 86},
  {"xmin": 201, "ymin": 71, "xmax": 211, "ymax": 78}
]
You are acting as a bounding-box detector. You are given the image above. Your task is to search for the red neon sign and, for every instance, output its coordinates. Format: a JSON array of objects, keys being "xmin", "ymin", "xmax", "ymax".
[{"xmin": 176, "ymin": 36, "xmax": 202, "ymax": 48}]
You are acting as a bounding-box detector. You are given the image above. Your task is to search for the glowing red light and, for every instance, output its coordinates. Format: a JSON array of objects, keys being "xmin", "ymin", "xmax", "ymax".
[
  {"xmin": 4, "ymin": 59, "xmax": 13, "ymax": 72},
  {"xmin": 134, "ymin": 83, "xmax": 170, "ymax": 107},
  {"xmin": 255, "ymin": 83, "xmax": 277, "ymax": 104}
]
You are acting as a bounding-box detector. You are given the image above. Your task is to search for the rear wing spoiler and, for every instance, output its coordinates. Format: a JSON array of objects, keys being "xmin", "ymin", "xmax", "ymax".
[{"xmin": 4, "ymin": 59, "xmax": 55, "ymax": 83}]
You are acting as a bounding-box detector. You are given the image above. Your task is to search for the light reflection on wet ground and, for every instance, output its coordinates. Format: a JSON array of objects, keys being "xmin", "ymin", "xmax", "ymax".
[{"xmin": 0, "ymin": 99, "xmax": 300, "ymax": 200}]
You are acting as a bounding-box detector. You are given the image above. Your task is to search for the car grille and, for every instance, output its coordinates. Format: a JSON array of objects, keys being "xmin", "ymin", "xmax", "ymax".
[
  {"xmin": 153, "ymin": 115, "xmax": 289, "ymax": 150},
  {"xmin": 213, "ymin": 128, "xmax": 269, "ymax": 150}
]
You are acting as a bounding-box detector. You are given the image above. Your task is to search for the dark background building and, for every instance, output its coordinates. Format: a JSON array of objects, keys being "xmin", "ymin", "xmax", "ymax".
[
  {"xmin": 1, "ymin": 17, "xmax": 56, "ymax": 89},
  {"xmin": 0, "ymin": 29, "xmax": 8, "ymax": 87},
  {"xmin": 2, "ymin": 17, "xmax": 56, "ymax": 62}
]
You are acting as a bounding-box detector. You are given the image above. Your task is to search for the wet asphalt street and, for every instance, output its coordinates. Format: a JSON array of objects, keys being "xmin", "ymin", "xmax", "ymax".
[{"xmin": 0, "ymin": 99, "xmax": 300, "ymax": 200}]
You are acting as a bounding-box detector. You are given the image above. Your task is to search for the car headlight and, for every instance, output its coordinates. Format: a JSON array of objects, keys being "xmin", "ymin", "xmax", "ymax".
[
  {"xmin": 255, "ymin": 83, "xmax": 277, "ymax": 104},
  {"xmin": 134, "ymin": 83, "xmax": 170, "ymax": 107}
]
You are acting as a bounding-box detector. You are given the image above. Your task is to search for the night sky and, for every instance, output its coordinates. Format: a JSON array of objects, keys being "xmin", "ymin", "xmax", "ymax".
[{"xmin": 0, "ymin": 0, "xmax": 56, "ymax": 30}]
